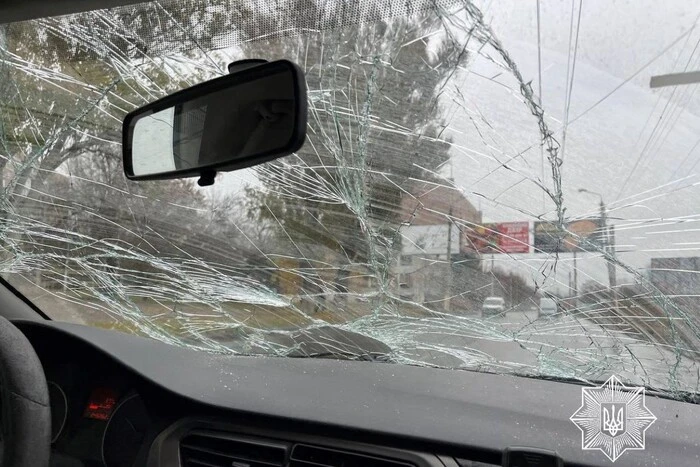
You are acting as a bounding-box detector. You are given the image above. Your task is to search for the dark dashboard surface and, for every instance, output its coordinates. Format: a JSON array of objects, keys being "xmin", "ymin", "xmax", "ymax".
[
  {"xmin": 14, "ymin": 319, "xmax": 700, "ymax": 467},
  {"xmin": 21, "ymin": 323, "xmax": 175, "ymax": 467}
]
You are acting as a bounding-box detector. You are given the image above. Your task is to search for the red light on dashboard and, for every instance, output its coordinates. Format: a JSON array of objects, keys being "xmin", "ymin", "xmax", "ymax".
[{"xmin": 83, "ymin": 388, "xmax": 119, "ymax": 421}]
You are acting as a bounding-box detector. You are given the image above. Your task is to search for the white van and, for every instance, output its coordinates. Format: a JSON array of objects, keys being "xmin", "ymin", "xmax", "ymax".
[{"xmin": 539, "ymin": 297, "xmax": 558, "ymax": 316}]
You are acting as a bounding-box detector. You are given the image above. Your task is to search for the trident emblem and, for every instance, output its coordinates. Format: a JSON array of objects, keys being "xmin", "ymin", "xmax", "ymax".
[
  {"xmin": 572, "ymin": 376, "xmax": 655, "ymax": 462},
  {"xmin": 601, "ymin": 402, "xmax": 625, "ymax": 437}
]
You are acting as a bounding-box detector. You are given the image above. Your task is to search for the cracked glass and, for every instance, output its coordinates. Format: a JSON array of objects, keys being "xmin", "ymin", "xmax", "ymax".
[{"xmin": 1, "ymin": 0, "xmax": 700, "ymax": 400}]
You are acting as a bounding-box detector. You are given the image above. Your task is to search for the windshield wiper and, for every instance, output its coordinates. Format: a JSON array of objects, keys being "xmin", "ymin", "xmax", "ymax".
[
  {"xmin": 512, "ymin": 373, "xmax": 700, "ymax": 404},
  {"xmin": 287, "ymin": 350, "xmax": 395, "ymax": 363}
]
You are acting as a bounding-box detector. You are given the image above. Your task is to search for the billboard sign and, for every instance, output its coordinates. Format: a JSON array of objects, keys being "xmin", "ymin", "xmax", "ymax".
[
  {"xmin": 462, "ymin": 222, "xmax": 529, "ymax": 254},
  {"xmin": 401, "ymin": 224, "xmax": 460, "ymax": 256},
  {"xmin": 533, "ymin": 219, "xmax": 604, "ymax": 253}
]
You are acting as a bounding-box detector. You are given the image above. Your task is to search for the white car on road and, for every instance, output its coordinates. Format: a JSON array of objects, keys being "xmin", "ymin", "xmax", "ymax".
[
  {"xmin": 539, "ymin": 297, "xmax": 558, "ymax": 316},
  {"xmin": 482, "ymin": 296, "xmax": 506, "ymax": 315}
]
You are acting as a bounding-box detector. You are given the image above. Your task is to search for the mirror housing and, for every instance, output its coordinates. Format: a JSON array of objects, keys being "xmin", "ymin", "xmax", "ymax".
[{"xmin": 122, "ymin": 59, "xmax": 307, "ymax": 186}]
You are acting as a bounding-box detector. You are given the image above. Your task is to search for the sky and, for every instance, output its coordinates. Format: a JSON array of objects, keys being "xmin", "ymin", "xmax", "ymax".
[{"xmin": 426, "ymin": 0, "xmax": 700, "ymax": 290}]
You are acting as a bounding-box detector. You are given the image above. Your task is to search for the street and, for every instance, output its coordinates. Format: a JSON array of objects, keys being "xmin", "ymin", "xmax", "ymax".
[{"xmin": 399, "ymin": 307, "xmax": 700, "ymax": 392}]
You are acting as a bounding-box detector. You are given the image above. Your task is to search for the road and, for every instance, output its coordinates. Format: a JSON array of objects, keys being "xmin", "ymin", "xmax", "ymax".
[
  {"xmin": 19, "ymin": 269, "xmax": 698, "ymax": 394},
  {"xmin": 399, "ymin": 308, "xmax": 700, "ymax": 393}
]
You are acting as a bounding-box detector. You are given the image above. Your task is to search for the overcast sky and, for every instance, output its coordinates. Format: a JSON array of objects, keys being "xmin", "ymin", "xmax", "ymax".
[
  {"xmin": 450, "ymin": 0, "xmax": 700, "ymax": 289},
  {"xmin": 208, "ymin": 0, "xmax": 700, "ymax": 292}
]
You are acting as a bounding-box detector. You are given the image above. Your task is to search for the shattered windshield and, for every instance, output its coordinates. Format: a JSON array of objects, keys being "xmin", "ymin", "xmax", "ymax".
[{"xmin": 2, "ymin": 0, "xmax": 700, "ymax": 399}]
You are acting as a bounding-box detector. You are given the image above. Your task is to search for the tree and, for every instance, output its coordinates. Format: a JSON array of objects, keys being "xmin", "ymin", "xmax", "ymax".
[
  {"xmin": 0, "ymin": 1, "xmax": 474, "ymax": 335},
  {"xmin": 240, "ymin": 9, "xmax": 468, "ymax": 302},
  {"xmin": 0, "ymin": 5, "xmax": 253, "ymax": 310},
  {"xmin": 492, "ymin": 268, "xmax": 539, "ymax": 307}
]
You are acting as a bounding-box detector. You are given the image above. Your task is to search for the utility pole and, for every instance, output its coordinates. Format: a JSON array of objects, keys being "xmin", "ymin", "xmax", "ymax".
[
  {"xmin": 572, "ymin": 250, "xmax": 578, "ymax": 298},
  {"xmin": 445, "ymin": 203, "xmax": 453, "ymax": 312},
  {"xmin": 490, "ymin": 253, "xmax": 495, "ymax": 295},
  {"xmin": 607, "ymin": 225, "xmax": 617, "ymax": 288},
  {"xmin": 599, "ymin": 199, "xmax": 616, "ymax": 291},
  {"xmin": 444, "ymin": 167, "xmax": 455, "ymax": 312},
  {"xmin": 578, "ymin": 188, "xmax": 617, "ymax": 291},
  {"xmin": 509, "ymin": 272, "xmax": 513, "ymax": 306}
]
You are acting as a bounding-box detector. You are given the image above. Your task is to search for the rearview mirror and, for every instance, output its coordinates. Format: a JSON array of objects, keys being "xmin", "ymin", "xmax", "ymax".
[{"xmin": 123, "ymin": 60, "xmax": 306, "ymax": 186}]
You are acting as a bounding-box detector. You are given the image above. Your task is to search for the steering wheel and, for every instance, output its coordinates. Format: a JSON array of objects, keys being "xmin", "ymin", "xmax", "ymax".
[{"xmin": 0, "ymin": 316, "xmax": 51, "ymax": 466}]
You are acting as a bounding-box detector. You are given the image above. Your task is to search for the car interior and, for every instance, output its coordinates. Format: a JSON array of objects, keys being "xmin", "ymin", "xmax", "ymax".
[
  {"xmin": 9, "ymin": 293, "xmax": 700, "ymax": 467},
  {"xmin": 1, "ymin": 1, "xmax": 699, "ymax": 467}
]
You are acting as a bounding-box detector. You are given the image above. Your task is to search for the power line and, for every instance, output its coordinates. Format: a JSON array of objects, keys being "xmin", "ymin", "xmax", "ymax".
[
  {"xmin": 616, "ymin": 33, "xmax": 700, "ymax": 200},
  {"xmin": 643, "ymin": 39, "xmax": 700, "ymax": 173},
  {"xmin": 560, "ymin": 0, "xmax": 576, "ymax": 162},
  {"xmin": 631, "ymin": 16, "xmax": 700, "ymax": 151},
  {"xmin": 560, "ymin": 0, "xmax": 583, "ymax": 164},
  {"xmin": 680, "ymin": 137, "xmax": 700, "ymax": 173},
  {"xmin": 506, "ymin": 25, "xmax": 696, "ymax": 176},
  {"xmin": 536, "ymin": 0, "xmax": 544, "ymax": 212},
  {"xmin": 567, "ymin": 26, "xmax": 696, "ymax": 128}
]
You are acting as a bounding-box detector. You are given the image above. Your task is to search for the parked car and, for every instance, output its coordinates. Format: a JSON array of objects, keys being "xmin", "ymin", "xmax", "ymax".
[
  {"xmin": 539, "ymin": 297, "xmax": 558, "ymax": 316},
  {"xmin": 482, "ymin": 296, "xmax": 506, "ymax": 315}
]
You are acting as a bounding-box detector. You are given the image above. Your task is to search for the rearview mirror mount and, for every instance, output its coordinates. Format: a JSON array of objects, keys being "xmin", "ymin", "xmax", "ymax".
[{"xmin": 122, "ymin": 59, "xmax": 307, "ymax": 186}]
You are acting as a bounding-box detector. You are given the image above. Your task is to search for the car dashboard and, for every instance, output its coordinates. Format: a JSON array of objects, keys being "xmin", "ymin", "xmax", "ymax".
[
  {"xmin": 26, "ymin": 321, "xmax": 478, "ymax": 467},
  {"xmin": 14, "ymin": 319, "xmax": 700, "ymax": 467},
  {"xmin": 26, "ymin": 327, "xmax": 169, "ymax": 467},
  {"xmin": 33, "ymin": 333, "xmax": 469, "ymax": 467}
]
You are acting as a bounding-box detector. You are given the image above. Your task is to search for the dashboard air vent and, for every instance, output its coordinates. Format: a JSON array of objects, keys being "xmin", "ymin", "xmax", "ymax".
[
  {"xmin": 289, "ymin": 444, "xmax": 416, "ymax": 467},
  {"xmin": 179, "ymin": 431, "xmax": 289, "ymax": 467}
]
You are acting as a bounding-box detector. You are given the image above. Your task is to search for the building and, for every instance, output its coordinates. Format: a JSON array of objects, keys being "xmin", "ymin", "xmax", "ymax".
[
  {"xmin": 399, "ymin": 182, "xmax": 481, "ymax": 227},
  {"xmin": 394, "ymin": 182, "xmax": 483, "ymax": 307}
]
